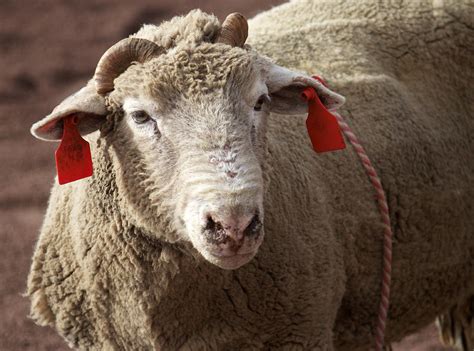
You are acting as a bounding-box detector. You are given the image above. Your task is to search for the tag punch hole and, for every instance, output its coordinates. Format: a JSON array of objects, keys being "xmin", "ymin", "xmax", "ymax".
[{"xmin": 301, "ymin": 88, "xmax": 317, "ymax": 102}]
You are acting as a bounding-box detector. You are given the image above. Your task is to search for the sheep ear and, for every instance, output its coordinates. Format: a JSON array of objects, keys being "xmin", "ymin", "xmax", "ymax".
[
  {"xmin": 265, "ymin": 65, "xmax": 345, "ymax": 115},
  {"xmin": 31, "ymin": 80, "xmax": 107, "ymax": 141}
]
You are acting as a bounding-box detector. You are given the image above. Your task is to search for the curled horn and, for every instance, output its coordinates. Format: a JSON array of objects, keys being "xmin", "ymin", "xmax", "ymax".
[
  {"xmin": 94, "ymin": 38, "xmax": 165, "ymax": 96},
  {"xmin": 215, "ymin": 13, "xmax": 248, "ymax": 48}
]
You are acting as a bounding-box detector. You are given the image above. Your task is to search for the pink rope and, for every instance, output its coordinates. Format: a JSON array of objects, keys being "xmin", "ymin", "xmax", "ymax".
[
  {"xmin": 333, "ymin": 112, "xmax": 393, "ymax": 351},
  {"xmin": 309, "ymin": 76, "xmax": 393, "ymax": 349}
]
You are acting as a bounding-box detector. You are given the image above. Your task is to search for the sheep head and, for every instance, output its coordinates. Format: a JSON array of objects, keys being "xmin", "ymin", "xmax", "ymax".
[{"xmin": 31, "ymin": 11, "xmax": 344, "ymax": 270}]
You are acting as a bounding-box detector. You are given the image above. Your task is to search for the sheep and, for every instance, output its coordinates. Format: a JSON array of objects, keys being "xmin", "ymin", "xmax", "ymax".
[{"xmin": 27, "ymin": 2, "xmax": 474, "ymax": 350}]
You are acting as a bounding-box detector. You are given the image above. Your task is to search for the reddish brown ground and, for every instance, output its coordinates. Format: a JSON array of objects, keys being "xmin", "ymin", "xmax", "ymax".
[{"xmin": 0, "ymin": 1, "xmax": 454, "ymax": 350}]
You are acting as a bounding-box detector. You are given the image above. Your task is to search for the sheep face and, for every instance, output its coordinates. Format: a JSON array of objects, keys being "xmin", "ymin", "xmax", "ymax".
[
  {"xmin": 31, "ymin": 42, "xmax": 344, "ymax": 270},
  {"xmin": 106, "ymin": 44, "xmax": 267, "ymax": 269}
]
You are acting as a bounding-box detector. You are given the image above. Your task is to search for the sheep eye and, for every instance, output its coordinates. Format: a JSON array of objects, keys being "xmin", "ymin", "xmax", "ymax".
[
  {"xmin": 130, "ymin": 110, "xmax": 151, "ymax": 124},
  {"xmin": 254, "ymin": 94, "xmax": 270, "ymax": 112}
]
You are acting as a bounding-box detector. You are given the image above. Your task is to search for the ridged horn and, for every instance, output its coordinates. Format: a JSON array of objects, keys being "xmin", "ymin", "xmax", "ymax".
[
  {"xmin": 94, "ymin": 38, "xmax": 165, "ymax": 96},
  {"xmin": 215, "ymin": 13, "xmax": 248, "ymax": 48}
]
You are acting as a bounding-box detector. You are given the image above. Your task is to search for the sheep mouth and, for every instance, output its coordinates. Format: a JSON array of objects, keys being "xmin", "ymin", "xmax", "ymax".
[
  {"xmin": 203, "ymin": 247, "xmax": 260, "ymax": 270},
  {"xmin": 209, "ymin": 250, "xmax": 256, "ymax": 259}
]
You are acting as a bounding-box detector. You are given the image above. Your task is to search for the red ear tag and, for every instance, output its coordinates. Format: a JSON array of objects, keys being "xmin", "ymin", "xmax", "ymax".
[
  {"xmin": 55, "ymin": 116, "xmax": 93, "ymax": 185},
  {"xmin": 302, "ymin": 87, "xmax": 346, "ymax": 153}
]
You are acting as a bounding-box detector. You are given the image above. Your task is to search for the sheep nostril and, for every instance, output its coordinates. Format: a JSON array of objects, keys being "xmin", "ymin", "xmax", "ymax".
[
  {"xmin": 243, "ymin": 213, "xmax": 262, "ymax": 237},
  {"xmin": 205, "ymin": 215, "xmax": 216, "ymax": 231},
  {"xmin": 204, "ymin": 215, "xmax": 228, "ymax": 243}
]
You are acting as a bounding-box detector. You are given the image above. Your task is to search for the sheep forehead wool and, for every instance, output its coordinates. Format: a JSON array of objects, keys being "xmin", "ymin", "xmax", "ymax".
[{"xmin": 109, "ymin": 43, "xmax": 259, "ymax": 107}]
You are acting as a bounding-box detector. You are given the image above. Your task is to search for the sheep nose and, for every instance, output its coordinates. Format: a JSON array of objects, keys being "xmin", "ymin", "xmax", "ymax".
[{"xmin": 204, "ymin": 211, "xmax": 262, "ymax": 246}]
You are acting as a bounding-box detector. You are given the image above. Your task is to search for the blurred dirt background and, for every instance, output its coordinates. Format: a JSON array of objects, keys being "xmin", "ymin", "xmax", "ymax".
[{"xmin": 0, "ymin": 1, "xmax": 454, "ymax": 350}]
